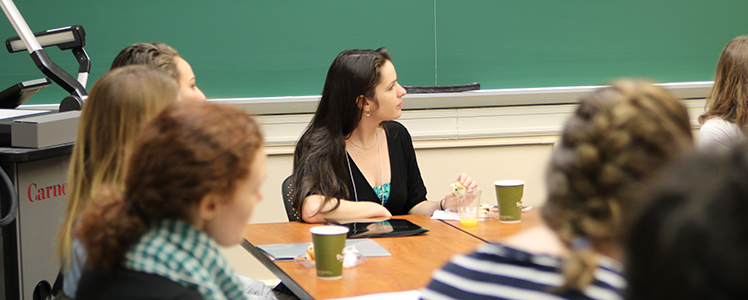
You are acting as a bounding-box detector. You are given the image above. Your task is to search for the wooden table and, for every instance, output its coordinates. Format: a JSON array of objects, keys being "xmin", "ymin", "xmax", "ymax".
[
  {"xmin": 439, "ymin": 209, "xmax": 542, "ymax": 243},
  {"xmin": 242, "ymin": 212, "xmax": 541, "ymax": 299}
]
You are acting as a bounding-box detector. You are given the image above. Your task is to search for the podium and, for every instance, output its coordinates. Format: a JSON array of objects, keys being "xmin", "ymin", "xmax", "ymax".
[{"xmin": 0, "ymin": 144, "xmax": 72, "ymax": 300}]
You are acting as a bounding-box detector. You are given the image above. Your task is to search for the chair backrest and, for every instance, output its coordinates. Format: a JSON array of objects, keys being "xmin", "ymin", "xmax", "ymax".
[
  {"xmin": 281, "ymin": 175, "xmax": 300, "ymax": 222},
  {"xmin": 33, "ymin": 280, "xmax": 51, "ymax": 300}
]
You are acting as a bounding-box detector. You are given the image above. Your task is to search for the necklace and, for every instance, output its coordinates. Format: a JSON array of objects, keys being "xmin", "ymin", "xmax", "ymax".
[
  {"xmin": 376, "ymin": 129, "xmax": 384, "ymax": 203},
  {"xmin": 347, "ymin": 133, "xmax": 377, "ymax": 150},
  {"xmin": 346, "ymin": 129, "xmax": 385, "ymax": 204}
]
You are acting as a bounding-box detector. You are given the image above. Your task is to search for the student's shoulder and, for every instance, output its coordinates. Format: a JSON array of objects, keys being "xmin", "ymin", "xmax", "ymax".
[
  {"xmin": 383, "ymin": 121, "xmax": 411, "ymax": 138},
  {"xmin": 701, "ymin": 117, "xmax": 738, "ymax": 132},
  {"xmin": 77, "ymin": 269, "xmax": 203, "ymax": 300},
  {"xmin": 383, "ymin": 120, "xmax": 407, "ymax": 131},
  {"xmin": 699, "ymin": 117, "xmax": 744, "ymax": 144}
]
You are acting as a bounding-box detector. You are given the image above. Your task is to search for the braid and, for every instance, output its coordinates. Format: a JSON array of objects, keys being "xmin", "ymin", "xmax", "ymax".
[
  {"xmin": 110, "ymin": 42, "xmax": 181, "ymax": 80},
  {"xmin": 542, "ymin": 79, "xmax": 693, "ymax": 291}
]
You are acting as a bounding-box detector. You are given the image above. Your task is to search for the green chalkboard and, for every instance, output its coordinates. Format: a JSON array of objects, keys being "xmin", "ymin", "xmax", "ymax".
[{"xmin": 1, "ymin": 1, "xmax": 747, "ymax": 105}]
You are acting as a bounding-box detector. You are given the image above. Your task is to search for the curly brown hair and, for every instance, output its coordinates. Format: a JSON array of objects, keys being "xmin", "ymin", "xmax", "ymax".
[
  {"xmin": 542, "ymin": 79, "xmax": 694, "ymax": 291},
  {"xmin": 76, "ymin": 101, "xmax": 263, "ymax": 270}
]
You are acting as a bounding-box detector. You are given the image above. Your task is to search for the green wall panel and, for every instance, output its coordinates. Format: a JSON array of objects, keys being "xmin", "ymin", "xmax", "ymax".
[{"xmin": 1, "ymin": 1, "xmax": 746, "ymax": 105}]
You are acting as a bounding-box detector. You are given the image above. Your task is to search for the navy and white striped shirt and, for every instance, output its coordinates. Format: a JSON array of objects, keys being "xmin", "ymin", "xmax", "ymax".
[{"xmin": 421, "ymin": 244, "xmax": 625, "ymax": 300}]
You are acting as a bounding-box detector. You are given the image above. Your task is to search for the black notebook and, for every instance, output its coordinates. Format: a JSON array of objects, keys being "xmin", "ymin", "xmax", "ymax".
[{"xmin": 328, "ymin": 219, "xmax": 429, "ymax": 239}]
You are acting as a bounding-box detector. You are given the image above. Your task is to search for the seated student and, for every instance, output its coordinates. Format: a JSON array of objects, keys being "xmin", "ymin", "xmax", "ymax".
[
  {"xmin": 292, "ymin": 48, "xmax": 476, "ymax": 223},
  {"xmin": 56, "ymin": 65, "xmax": 180, "ymax": 298},
  {"xmin": 624, "ymin": 142, "xmax": 748, "ymax": 300},
  {"xmin": 698, "ymin": 35, "xmax": 748, "ymax": 153},
  {"xmin": 75, "ymin": 101, "xmax": 275, "ymax": 300},
  {"xmin": 111, "ymin": 42, "xmax": 206, "ymax": 102},
  {"xmin": 421, "ymin": 80, "xmax": 694, "ymax": 300},
  {"xmin": 57, "ymin": 46, "xmax": 267, "ymax": 300}
]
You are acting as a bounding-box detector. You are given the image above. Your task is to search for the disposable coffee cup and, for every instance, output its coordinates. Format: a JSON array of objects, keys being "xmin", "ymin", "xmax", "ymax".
[
  {"xmin": 494, "ymin": 180, "xmax": 524, "ymax": 223},
  {"xmin": 458, "ymin": 189, "xmax": 482, "ymax": 227},
  {"xmin": 310, "ymin": 225, "xmax": 349, "ymax": 280}
]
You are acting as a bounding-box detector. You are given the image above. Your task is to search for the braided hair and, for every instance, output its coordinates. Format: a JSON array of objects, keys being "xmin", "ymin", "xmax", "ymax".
[
  {"xmin": 542, "ymin": 79, "xmax": 694, "ymax": 291},
  {"xmin": 110, "ymin": 42, "xmax": 181, "ymax": 80}
]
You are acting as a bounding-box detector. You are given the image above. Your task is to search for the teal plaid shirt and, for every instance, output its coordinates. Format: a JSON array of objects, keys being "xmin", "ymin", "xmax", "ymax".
[{"xmin": 123, "ymin": 219, "xmax": 262, "ymax": 300}]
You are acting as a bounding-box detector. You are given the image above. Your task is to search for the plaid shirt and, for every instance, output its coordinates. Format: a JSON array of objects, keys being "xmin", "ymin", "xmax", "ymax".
[{"xmin": 123, "ymin": 219, "xmax": 260, "ymax": 300}]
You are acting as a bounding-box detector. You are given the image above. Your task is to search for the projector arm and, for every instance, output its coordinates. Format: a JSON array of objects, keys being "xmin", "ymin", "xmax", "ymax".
[{"xmin": 1, "ymin": 0, "xmax": 88, "ymax": 111}]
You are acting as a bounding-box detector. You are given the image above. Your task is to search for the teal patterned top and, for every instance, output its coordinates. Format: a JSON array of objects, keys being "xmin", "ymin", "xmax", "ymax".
[
  {"xmin": 123, "ymin": 219, "xmax": 268, "ymax": 300},
  {"xmin": 372, "ymin": 183, "xmax": 391, "ymax": 205}
]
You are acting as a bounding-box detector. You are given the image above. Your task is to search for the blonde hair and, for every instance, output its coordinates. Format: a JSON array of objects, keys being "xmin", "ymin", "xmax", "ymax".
[
  {"xmin": 77, "ymin": 101, "xmax": 263, "ymax": 270},
  {"xmin": 56, "ymin": 65, "xmax": 179, "ymax": 268},
  {"xmin": 699, "ymin": 35, "xmax": 748, "ymax": 130},
  {"xmin": 542, "ymin": 79, "xmax": 693, "ymax": 291}
]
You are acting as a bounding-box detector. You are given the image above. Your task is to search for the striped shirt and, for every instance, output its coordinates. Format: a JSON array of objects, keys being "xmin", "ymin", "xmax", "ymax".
[{"xmin": 421, "ymin": 244, "xmax": 625, "ymax": 300}]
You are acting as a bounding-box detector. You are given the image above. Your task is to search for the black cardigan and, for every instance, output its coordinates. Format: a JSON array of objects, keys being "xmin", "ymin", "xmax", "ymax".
[{"xmin": 345, "ymin": 121, "xmax": 428, "ymax": 215}]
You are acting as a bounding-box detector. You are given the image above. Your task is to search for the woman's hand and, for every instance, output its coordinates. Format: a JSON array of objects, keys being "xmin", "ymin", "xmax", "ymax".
[
  {"xmin": 442, "ymin": 173, "xmax": 478, "ymax": 209},
  {"xmin": 409, "ymin": 174, "xmax": 478, "ymax": 216}
]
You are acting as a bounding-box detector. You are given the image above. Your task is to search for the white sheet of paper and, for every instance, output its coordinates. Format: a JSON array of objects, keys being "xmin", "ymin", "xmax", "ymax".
[
  {"xmin": 430, "ymin": 210, "xmax": 459, "ymax": 221},
  {"xmin": 431, "ymin": 210, "xmax": 488, "ymax": 221}
]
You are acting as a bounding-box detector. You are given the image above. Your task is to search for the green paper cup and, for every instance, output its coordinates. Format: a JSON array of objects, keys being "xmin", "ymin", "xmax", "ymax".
[
  {"xmin": 310, "ymin": 225, "xmax": 349, "ymax": 280},
  {"xmin": 494, "ymin": 180, "xmax": 524, "ymax": 223}
]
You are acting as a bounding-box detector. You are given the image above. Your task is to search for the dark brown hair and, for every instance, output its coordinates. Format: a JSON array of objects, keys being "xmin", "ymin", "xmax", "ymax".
[
  {"xmin": 542, "ymin": 79, "xmax": 693, "ymax": 291},
  {"xmin": 76, "ymin": 101, "xmax": 263, "ymax": 270},
  {"xmin": 292, "ymin": 48, "xmax": 391, "ymax": 219},
  {"xmin": 625, "ymin": 142, "xmax": 748, "ymax": 300}
]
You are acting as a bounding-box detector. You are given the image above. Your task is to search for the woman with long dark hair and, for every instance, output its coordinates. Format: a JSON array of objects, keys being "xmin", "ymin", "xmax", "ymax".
[{"xmin": 292, "ymin": 48, "xmax": 476, "ymax": 223}]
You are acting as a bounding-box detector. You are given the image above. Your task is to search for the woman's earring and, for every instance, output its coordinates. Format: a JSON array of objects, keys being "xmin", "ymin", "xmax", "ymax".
[{"xmin": 365, "ymin": 109, "xmax": 371, "ymax": 117}]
